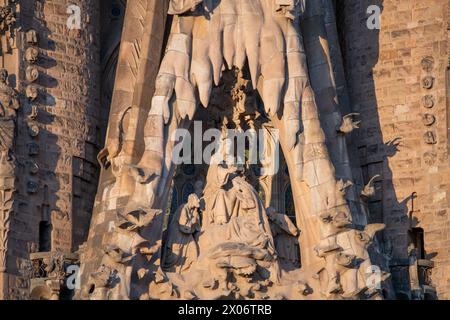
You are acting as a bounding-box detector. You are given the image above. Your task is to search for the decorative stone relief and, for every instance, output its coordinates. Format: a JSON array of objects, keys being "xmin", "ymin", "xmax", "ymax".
[
  {"xmin": 0, "ymin": 5, "xmax": 15, "ymax": 32},
  {"xmin": 337, "ymin": 113, "xmax": 361, "ymax": 135},
  {"xmin": 361, "ymin": 175, "xmax": 381, "ymax": 200},
  {"xmin": 420, "ymin": 56, "xmax": 437, "ymax": 149},
  {"xmin": 422, "ymin": 76, "xmax": 434, "ymax": 89},
  {"xmin": 422, "ymin": 114, "xmax": 436, "ymax": 126},
  {"xmin": 29, "ymin": 252, "xmax": 79, "ymax": 300},
  {"xmin": 25, "ymin": 47, "xmax": 39, "ymax": 64},
  {"xmin": 0, "ymin": 2, "xmax": 17, "ymax": 54},
  {"xmin": 0, "ymin": 68, "xmax": 19, "ymax": 274},
  {"xmin": 81, "ymin": 0, "xmax": 391, "ymax": 301},
  {"xmin": 25, "ymin": 29, "xmax": 38, "ymax": 45},
  {"xmin": 424, "ymin": 131, "xmax": 437, "ymax": 145},
  {"xmin": 27, "ymin": 105, "xmax": 38, "ymax": 121},
  {"xmin": 25, "ymin": 85, "xmax": 38, "ymax": 101},
  {"xmin": 81, "ymin": 208, "xmax": 162, "ymax": 300},
  {"xmin": 21, "ymin": 9, "xmax": 44, "ymax": 236},
  {"xmin": 149, "ymin": 170, "xmax": 313, "ymax": 300},
  {"xmin": 421, "ymin": 56, "xmax": 435, "ymax": 72},
  {"xmin": 25, "ymin": 66, "xmax": 39, "ymax": 83},
  {"xmin": 422, "ymin": 95, "xmax": 435, "ymax": 109}
]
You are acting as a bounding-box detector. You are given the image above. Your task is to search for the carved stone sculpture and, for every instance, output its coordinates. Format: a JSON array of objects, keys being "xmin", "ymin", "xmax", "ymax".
[
  {"xmin": 421, "ymin": 56, "xmax": 434, "ymax": 72},
  {"xmin": 81, "ymin": 207, "xmax": 162, "ymax": 300},
  {"xmin": 25, "ymin": 85, "xmax": 38, "ymax": 101},
  {"xmin": 337, "ymin": 113, "xmax": 361, "ymax": 135},
  {"xmin": 152, "ymin": 171, "xmax": 314, "ymax": 300},
  {"xmin": 0, "ymin": 68, "xmax": 18, "ymax": 276},
  {"xmin": 163, "ymin": 194, "xmax": 201, "ymax": 273},
  {"xmin": 0, "ymin": 3, "xmax": 17, "ymax": 55},
  {"xmin": 25, "ymin": 66, "xmax": 39, "ymax": 83},
  {"xmin": 422, "ymin": 95, "xmax": 434, "ymax": 108},
  {"xmin": 25, "ymin": 29, "xmax": 38, "ymax": 45},
  {"xmin": 422, "ymin": 76, "xmax": 434, "ymax": 89},
  {"xmin": 424, "ymin": 131, "xmax": 437, "ymax": 145},
  {"xmin": 79, "ymin": 0, "xmax": 392, "ymax": 300},
  {"xmin": 0, "ymin": 69, "xmax": 18, "ymax": 157},
  {"xmin": 266, "ymin": 207, "xmax": 300, "ymax": 270},
  {"xmin": 25, "ymin": 47, "xmax": 39, "ymax": 64},
  {"xmin": 422, "ymin": 114, "xmax": 436, "ymax": 126},
  {"xmin": 29, "ymin": 252, "xmax": 79, "ymax": 300},
  {"xmin": 361, "ymin": 175, "xmax": 381, "ymax": 200}
]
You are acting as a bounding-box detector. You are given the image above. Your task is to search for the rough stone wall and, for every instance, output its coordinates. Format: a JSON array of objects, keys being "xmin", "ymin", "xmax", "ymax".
[
  {"xmin": 6, "ymin": 0, "xmax": 101, "ymax": 299},
  {"xmin": 338, "ymin": 0, "xmax": 450, "ymax": 298}
]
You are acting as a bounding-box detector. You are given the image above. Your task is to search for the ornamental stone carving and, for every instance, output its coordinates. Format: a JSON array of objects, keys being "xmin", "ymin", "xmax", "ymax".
[
  {"xmin": 422, "ymin": 76, "xmax": 434, "ymax": 89},
  {"xmin": 78, "ymin": 0, "xmax": 392, "ymax": 301},
  {"xmin": 422, "ymin": 95, "xmax": 435, "ymax": 109},
  {"xmin": 0, "ymin": 68, "xmax": 18, "ymax": 278}
]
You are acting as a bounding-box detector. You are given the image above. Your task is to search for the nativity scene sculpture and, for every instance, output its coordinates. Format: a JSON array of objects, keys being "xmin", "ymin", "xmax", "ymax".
[{"xmin": 78, "ymin": 0, "xmax": 393, "ymax": 300}]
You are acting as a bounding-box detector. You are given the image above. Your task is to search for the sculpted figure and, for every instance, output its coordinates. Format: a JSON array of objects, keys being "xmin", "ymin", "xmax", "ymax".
[
  {"xmin": 0, "ymin": 68, "xmax": 18, "ymax": 276},
  {"xmin": 225, "ymin": 176, "xmax": 275, "ymax": 252},
  {"xmin": 111, "ymin": 1, "xmax": 377, "ymax": 283},
  {"xmin": 198, "ymin": 173, "xmax": 281, "ymax": 288},
  {"xmin": 230, "ymin": 176, "xmax": 258, "ymax": 215},
  {"xmin": 203, "ymin": 164, "xmax": 239, "ymax": 226},
  {"xmin": 204, "ymin": 242, "xmax": 272, "ymax": 296},
  {"xmin": 0, "ymin": 68, "xmax": 19, "ymax": 159},
  {"xmin": 82, "ymin": 0, "xmax": 392, "ymax": 300},
  {"xmin": 163, "ymin": 194, "xmax": 201, "ymax": 273},
  {"xmin": 266, "ymin": 207, "xmax": 300, "ymax": 269}
]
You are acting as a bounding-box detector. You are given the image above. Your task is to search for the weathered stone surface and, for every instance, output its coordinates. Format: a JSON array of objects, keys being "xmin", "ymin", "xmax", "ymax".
[
  {"xmin": 339, "ymin": 0, "xmax": 449, "ymax": 299},
  {"xmin": 76, "ymin": 0, "xmax": 390, "ymax": 301},
  {"xmin": 0, "ymin": 0, "xmax": 448, "ymax": 301}
]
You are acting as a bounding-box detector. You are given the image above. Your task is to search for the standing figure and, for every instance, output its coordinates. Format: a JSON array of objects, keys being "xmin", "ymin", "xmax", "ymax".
[
  {"xmin": 163, "ymin": 194, "xmax": 201, "ymax": 273},
  {"xmin": 266, "ymin": 207, "xmax": 301, "ymax": 270},
  {"xmin": 80, "ymin": 0, "xmax": 391, "ymax": 300},
  {"xmin": 0, "ymin": 68, "xmax": 19, "ymax": 160}
]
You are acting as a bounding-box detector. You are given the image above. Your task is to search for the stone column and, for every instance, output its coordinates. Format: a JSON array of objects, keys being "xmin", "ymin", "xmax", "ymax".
[
  {"xmin": 0, "ymin": 162, "xmax": 16, "ymax": 300},
  {"xmin": 2, "ymin": 0, "xmax": 101, "ymax": 299},
  {"xmin": 301, "ymin": 0, "xmax": 369, "ymax": 226},
  {"xmin": 78, "ymin": 0, "xmax": 170, "ymax": 299}
]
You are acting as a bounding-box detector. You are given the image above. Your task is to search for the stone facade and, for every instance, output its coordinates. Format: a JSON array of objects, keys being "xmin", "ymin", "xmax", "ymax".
[
  {"xmin": 0, "ymin": 0, "xmax": 102, "ymax": 299},
  {"xmin": 0, "ymin": 0, "xmax": 448, "ymax": 300},
  {"xmin": 338, "ymin": 0, "xmax": 450, "ymax": 299}
]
